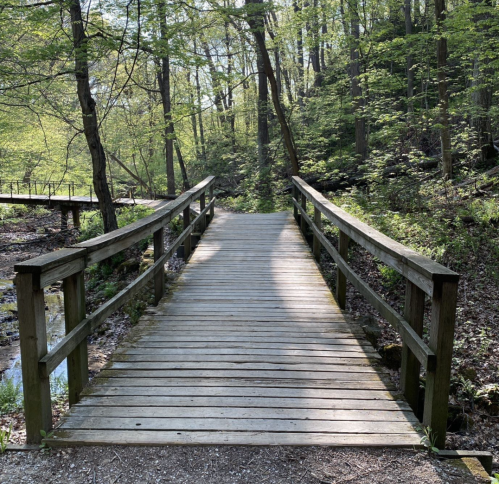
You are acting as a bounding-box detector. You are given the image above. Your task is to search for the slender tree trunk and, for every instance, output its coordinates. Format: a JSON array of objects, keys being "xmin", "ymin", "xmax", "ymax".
[
  {"xmin": 470, "ymin": 0, "xmax": 495, "ymax": 161},
  {"xmin": 224, "ymin": 12, "xmax": 237, "ymax": 152},
  {"xmin": 434, "ymin": 0, "xmax": 452, "ymax": 178},
  {"xmin": 405, "ymin": 0, "xmax": 414, "ymax": 113},
  {"xmin": 246, "ymin": 0, "xmax": 300, "ymax": 175},
  {"xmin": 349, "ymin": 2, "xmax": 367, "ymax": 161},
  {"xmin": 293, "ymin": 0, "xmax": 305, "ymax": 107},
  {"xmin": 202, "ymin": 39, "xmax": 227, "ymax": 125},
  {"xmin": 194, "ymin": 42, "xmax": 207, "ymax": 163},
  {"xmin": 69, "ymin": 0, "xmax": 117, "ymax": 233},
  {"xmin": 256, "ymin": 17, "xmax": 270, "ymax": 171},
  {"xmin": 157, "ymin": 1, "xmax": 175, "ymax": 195},
  {"xmin": 187, "ymin": 71, "xmax": 201, "ymax": 160},
  {"xmin": 174, "ymin": 141, "xmax": 190, "ymax": 191}
]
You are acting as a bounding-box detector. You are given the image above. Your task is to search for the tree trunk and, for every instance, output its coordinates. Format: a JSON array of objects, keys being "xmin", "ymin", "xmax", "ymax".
[
  {"xmin": 349, "ymin": 2, "xmax": 367, "ymax": 162},
  {"xmin": 174, "ymin": 141, "xmax": 191, "ymax": 191},
  {"xmin": 293, "ymin": 0, "xmax": 305, "ymax": 108},
  {"xmin": 470, "ymin": 0, "xmax": 495, "ymax": 161},
  {"xmin": 246, "ymin": 0, "xmax": 300, "ymax": 175},
  {"xmin": 157, "ymin": 1, "xmax": 175, "ymax": 195},
  {"xmin": 405, "ymin": 0, "xmax": 414, "ymax": 113},
  {"xmin": 69, "ymin": 0, "xmax": 117, "ymax": 233},
  {"xmin": 194, "ymin": 41, "xmax": 207, "ymax": 163},
  {"xmin": 434, "ymin": 0, "xmax": 452, "ymax": 178}
]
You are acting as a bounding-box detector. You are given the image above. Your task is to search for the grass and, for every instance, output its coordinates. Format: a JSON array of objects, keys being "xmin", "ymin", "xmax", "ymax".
[{"xmin": 0, "ymin": 376, "xmax": 22, "ymax": 414}]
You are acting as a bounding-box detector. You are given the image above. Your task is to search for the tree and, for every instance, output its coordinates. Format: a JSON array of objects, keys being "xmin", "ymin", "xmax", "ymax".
[{"xmin": 69, "ymin": 0, "xmax": 118, "ymax": 232}]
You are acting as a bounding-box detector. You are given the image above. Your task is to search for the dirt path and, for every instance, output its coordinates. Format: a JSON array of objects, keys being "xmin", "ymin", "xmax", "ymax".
[{"xmin": 0, "ymin": 446, "xmax": 488, "ymax": 484}]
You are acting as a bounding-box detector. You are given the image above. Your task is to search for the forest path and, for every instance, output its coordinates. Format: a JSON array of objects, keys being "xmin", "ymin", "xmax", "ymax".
[{"xmin": 45, "ymin": 212, "xmax": 422, "ymax": 446}]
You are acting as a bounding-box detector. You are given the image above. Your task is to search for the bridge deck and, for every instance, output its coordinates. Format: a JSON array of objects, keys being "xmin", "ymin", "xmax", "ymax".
[
  {"xmin": 0, "ymin": 193, "xmax": 168, "ymax": 208},
  {"xmin": 48, "ymin": 212, "xmax": 421, "ymax": 446}
]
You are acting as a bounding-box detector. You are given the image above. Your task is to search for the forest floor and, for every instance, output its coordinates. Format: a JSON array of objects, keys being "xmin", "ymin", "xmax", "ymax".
[{"xmin": 0, "ymin": 444, "xmax": 490, "ymax": 483}]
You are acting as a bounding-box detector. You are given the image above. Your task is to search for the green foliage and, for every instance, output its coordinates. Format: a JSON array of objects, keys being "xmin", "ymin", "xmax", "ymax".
[
  {"xmin": 417, "ymin": 426, "xmax": 439, "ymax": 456},
  {"xmin": 101, "ymin": 282, "xmax": 119, "ymax": 299},
  {"xmin": 79, "ymin": 206, "xmax": 154, "ymax": 243},
  {"xmin": 0, "ymin": 422, "xmax": 12, "ymax": 453},
  {"xmin": 0, "ymin": 376, "xmax": 22, "ymax": 414},
  {"xmin": 39, "ymin": 429, "xmax": 54, "ymax": 452},
  {"xmin": 491, "ymin": 473, "xmax": 499, "ymax": 484}
]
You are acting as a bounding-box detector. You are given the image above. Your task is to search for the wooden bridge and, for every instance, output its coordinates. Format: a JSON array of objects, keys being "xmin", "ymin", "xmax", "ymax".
[
  {"xmin": 0, "ymin": 188, "xmax": 168, "ymax": 229},
  {"xmin": 14, "ymin": 176, "xmax": 459, "ymax": 448}
]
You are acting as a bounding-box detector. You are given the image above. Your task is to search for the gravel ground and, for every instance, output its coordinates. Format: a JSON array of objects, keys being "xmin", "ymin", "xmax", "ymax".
[{"xmin": 0, "ymin": 446, "xmax": 488, "ymax": 484}]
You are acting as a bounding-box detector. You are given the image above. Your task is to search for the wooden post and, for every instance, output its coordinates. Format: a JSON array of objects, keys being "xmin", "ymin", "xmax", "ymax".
[
  {"xmin": 293, "ymin": 185, "xmax": 299, "ymax": 223},
  {"xmin": 71, "ymin": 207, "xmax": 81, "ymax": 228},
  {"xmin": 63, "ymin": 271, "xmax": 88, "ymax": 406},
  {"xmin": 336, "ymin": 230, "xmax": 349, "ymax": 309},
  {"xmin": 183, "ymin": 206, "xmax": 192, "ymax": 260},
  {"xmin": 17, "ymin": 273, "xmax": 52, "ymax": 444},
  {"xmin": 300, "ymin": 193, "xmax": 307, "ymax": 234},
  {"xmin": 400, "ymin": 280, "xmax": 425, "ymax": 413},
  {"xmin": 61, "ymin": 207, "xmax": 69, "ymax": 230},
  {"xmin": 153, "ymin": 227, "xmax": 165, "ymax": 305},
  {"xmin": 423, "ymin": 280, "xmax": 458, "ymax": 449},
  {"xmin": 313, "ymin": 207, "xmax": 321, "ymax": 262},
  {"xmin": 199, "ymin": 192, "xmax": 206, "ymax": 233},
  {"xmin": 209, "ymin": 184, "xmax": 214, "ymax": 222}
]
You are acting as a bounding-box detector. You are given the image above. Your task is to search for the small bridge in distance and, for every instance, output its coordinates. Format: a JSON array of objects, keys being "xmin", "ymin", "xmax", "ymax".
[{"xmin": 14, "ymin": 176, "xmax": 459, "ymax": 448}]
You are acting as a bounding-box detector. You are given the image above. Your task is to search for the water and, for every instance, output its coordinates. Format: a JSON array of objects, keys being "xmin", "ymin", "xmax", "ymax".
[{"xmin": 0, "ymin": 280, "xmax": 67, "ymax": 388}]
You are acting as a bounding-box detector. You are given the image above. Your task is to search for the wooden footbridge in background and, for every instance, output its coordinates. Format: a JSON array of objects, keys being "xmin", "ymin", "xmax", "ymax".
[{"xmin": 14, "ymin": 176, "xmax": 459, "ymax": 448}]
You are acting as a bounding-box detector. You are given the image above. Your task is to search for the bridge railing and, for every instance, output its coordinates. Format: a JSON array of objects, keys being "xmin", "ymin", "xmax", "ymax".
[
  {"xmin": 292, "ymin": 176, "xmax": 459, "ymax": 448},
  {"xmin": 14, "ymin": 176, "xmax": 216, "ymax": 443}
]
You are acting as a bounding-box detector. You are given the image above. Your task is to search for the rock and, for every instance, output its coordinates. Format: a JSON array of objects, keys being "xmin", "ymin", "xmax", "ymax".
[
  {"xmin": 447, "ymin": 404, "xmax": 474, "ymax": 432},
  {"xmin": 459, "ymin": 366, "xmax": 477, "ymax": 381},
  {"xmin": 359, "ymin": 316, "xmax": 382, "ymax": 348},
  {"xmin": 379, "ymin": 343, "xmax": 402, "ymax": 369},
  {"xmin": 117, "ymin": 259, "xmax": 140, "ymax": 275}
]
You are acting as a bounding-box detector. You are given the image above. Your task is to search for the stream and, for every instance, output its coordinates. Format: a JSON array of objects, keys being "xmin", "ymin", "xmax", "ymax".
[{"xmin": 0, "ymin": 279, "xmax": 67, "ymax": 389}]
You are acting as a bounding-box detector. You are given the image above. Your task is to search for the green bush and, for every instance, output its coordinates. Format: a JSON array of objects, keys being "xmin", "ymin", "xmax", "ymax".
[{"xmin": 0, "ymin": 376, "xmax": 22, "ymax": 414}]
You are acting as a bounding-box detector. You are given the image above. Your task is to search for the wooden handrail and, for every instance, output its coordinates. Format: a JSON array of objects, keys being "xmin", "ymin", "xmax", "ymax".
[
  {"xmin": 15, "ymin": 176, "xmax": 216, "ymax": 444},
  {"xmin": 292, "ymin": 176, "xmax": 459, "ymax": 448}
]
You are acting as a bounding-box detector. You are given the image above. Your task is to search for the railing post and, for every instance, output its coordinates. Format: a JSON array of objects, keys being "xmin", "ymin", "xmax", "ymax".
[
  {"xmin": 209, "ymin": 184, "xmax": 214, "ymax": 222},
  {"xmin": 63, "ymin": 271, "xmax": 88, "ymax": 405},
  {"xmin": 336, "ymin": 230, "xmax": 349, "ymax": 309},
  {"xmin": 17, "ymin": 273, "xmax": 52, "ymax": 444},
  {"xmin": 199, "ymin": 192, "xmax": 206, "ymax": 233},
  {"xmin": 293, "ymin": 184, "xmax": 299, "ymax": 223},
  {"xmin": 154, "ymin": 227, "xmax": 165, "ymax": 305},
  {"xmin": 313, "ymin": 207, "xmax": 321, "ymax": 262},
  {"xmin": 423, "ymin": 280, "xmax": 458, "ymax": 449},
  {"xmin": 400, "ymin": 280, "xmax": 425, "ymax": 413},
  {"xmin": 183, "ymin": 204, "xmax": 192, "ymax": 260},
  {"xmin": 300, "ymin": 193, "xmax": 307, "ymax": 234}
]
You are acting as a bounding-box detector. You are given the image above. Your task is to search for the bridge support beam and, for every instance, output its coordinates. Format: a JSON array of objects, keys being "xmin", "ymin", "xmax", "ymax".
[
  {"xmin": 423, "ymin": 280, "xmax": 458, "ymax": 449},
  {"xmin": 183, "ymin": 205, "xmax": 192, "ymax": 260},
  {"xmin": 61, "ymin": 207, "xmax": 69, "ymax": 230},
  {"xmin": 154, "ymin": 227, "xmax": 165, "ymax": 305},
  {"xmin": 72, "ymin": 207, "xmax": 81, "ymax": 228},
  {"xmin": 336, "ymin": 231, "xmax": 349, "ymax": 310},
  {"xmin": 17, "ymin": 273, "xmax": 52, "ymax": 444},
  {"xmin": 64, "ymin": 271, "xmax": 88, "ymax": 405}
]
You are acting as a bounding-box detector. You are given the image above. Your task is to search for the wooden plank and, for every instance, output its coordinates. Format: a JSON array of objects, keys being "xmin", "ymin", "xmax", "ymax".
[
  {"xmin": 56, "ymin": 416, "xmax": 417, "ymax": 433},
  {"xmin": 114, "ymin": 354, "xmax": 378, "ymax": 365},
  {"xmin": 68, "ymin": 406, "xmax": 418, "ymax": 422},
  {"xmin": 98, "ymin": 370, "xmax": 387, "ymax": 381},
  {"xmin": 45, "ymin": 430, "xmax": 423, "ymax": 447},
  {"xmin": 108, "ymin": 362, "xmax": 378, "ymax": 373},
  {"xmin": 86, "ymin": 378, "xmax": 394, "ymax": 391}
]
